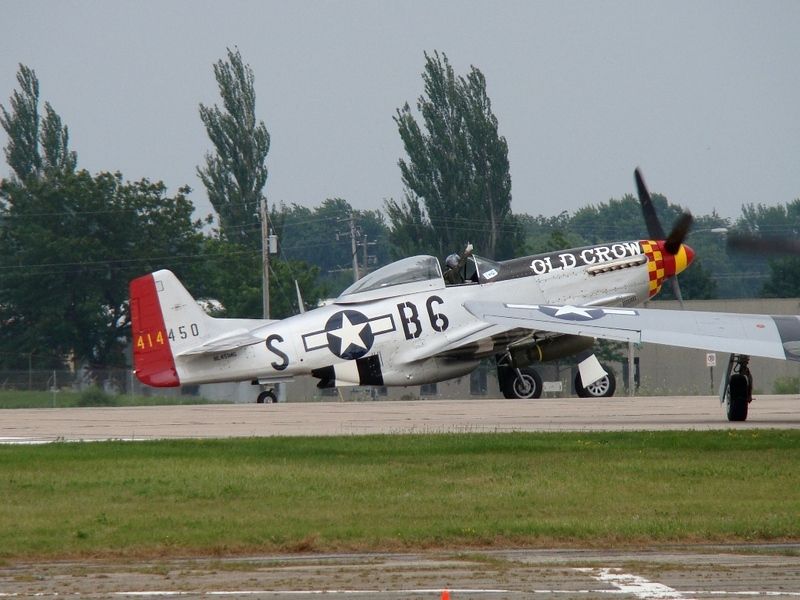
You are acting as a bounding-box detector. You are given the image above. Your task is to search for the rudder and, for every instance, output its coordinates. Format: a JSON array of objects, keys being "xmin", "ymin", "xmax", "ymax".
[{"xmin": 130, "ymin": 269, "xmax": 208, "ymax": 387}]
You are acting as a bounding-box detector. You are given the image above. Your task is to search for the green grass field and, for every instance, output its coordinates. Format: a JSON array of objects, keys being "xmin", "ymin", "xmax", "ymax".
[
  {"xmin": 1, "ymin": 431, "xmax": 798, "ymax": 559},
  {"xmin": 0, "ymin": 388, "xmax": 220, "ymax": 409}
]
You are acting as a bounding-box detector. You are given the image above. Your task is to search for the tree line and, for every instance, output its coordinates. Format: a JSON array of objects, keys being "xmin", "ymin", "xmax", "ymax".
[{"xmin": 1, "ymin": 50, "xmax": 799, "ymax": 373}]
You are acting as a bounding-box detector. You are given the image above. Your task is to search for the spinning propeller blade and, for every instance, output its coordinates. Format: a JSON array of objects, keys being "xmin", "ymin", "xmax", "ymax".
[
  {"xmin": 728, "ymin": 233, "xmax": 800, "ymax": 256},
  {"xmin": 665, "ymin": 212, "xmax": 694, "ymax": 255},
  {"xmin": 635, "ymin": 167, "xmax": 666, "ymax": 241},
  {"xmin": 635, "ymin": 168, "xmax": 694, "ymax": 307},
  {"xmin": 635, "ymin": 167, "xmax": 693, "ymax": 255},
  {"xmin": 669, "ymin": 277, "xmax": 684, "ymax": 305}
]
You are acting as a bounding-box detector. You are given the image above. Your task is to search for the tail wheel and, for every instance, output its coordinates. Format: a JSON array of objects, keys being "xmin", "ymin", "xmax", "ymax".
[
  {"xmin": 575, "ymin": 367, "xmax": 616, "ymax": 398},
  {"xmin": 257, "ymin": 390, "xmax": 278, "ymax": 404},
  {"xmin": 499, "ymin": 367, "xmax": 543, "ymax": 399},
  {"xmin": 726, "ymin": 373, "xmax": 751, "ymax": 421}
]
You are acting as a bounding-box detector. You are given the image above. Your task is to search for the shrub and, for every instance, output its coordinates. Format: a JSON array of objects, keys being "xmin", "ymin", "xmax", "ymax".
[
  {"xmin": 773, "ymin": 376, "xmax": 800, "ymax": 394},
  {"xmin": 77, "ymin": 386, "xmax": 116, "ymax": 407}
]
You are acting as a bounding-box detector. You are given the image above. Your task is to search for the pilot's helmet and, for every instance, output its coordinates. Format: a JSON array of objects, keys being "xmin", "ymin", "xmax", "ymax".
[{"xmin": 445, "ymin": 253, "xmax": 460, "ymax": 269}]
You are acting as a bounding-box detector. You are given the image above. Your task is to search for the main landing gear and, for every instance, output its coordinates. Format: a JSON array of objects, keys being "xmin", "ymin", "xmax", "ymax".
[
  {"xmin": 256, "ymin": 388, "xmax": 278, "ymax": 403},
  {"xmin": 496, "ymin": 357, "xmax": 617, "ymax": 400},
  {"xmin": 574, "ymin": 368, "xmax": 617, "ymax": 398},
  {"xmin": 497, "ymin": 364, "xmax": 543, "ymax": 399},
  {"xmin": 721, "ymin": 354, "xmax": 753, "ymax": 421}
]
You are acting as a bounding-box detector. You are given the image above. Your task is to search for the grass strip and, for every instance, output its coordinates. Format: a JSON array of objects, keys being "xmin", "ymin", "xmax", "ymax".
[
  {"xmin": 0, "ymin": 389, "xmax": 218, "ymax": 408},
  {"xmin": 1, "ymin": 430, "xmax": 798, "ymax": 559}
]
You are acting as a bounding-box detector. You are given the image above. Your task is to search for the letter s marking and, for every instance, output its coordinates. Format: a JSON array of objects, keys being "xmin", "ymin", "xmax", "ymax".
[{"xmin": 266, "ymin": 334, "xmax": 289, "ymax": 371}]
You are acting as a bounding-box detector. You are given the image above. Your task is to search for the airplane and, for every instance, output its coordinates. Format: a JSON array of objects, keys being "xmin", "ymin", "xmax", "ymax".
[{"xmin": 129, "ymin": 170, "xmax": 798, "ymax": 421}]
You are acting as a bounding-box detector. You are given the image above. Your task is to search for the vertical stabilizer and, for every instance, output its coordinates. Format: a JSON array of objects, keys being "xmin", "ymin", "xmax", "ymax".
[{"xmin": 130, "ymin": 269, "xmax": 207, "ymax": 387}]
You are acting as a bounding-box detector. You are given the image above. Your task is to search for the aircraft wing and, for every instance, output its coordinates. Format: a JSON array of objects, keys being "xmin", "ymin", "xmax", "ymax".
[
  {"xmin": 464, "ymin": 301, "xmax": 800, "ymax": 362},
  {"xmin": 404, "ymin": 293, "xmax": 642, "ymax": 362}
]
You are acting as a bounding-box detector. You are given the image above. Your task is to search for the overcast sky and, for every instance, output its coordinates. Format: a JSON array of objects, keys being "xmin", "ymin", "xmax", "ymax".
[{"xmin": 2, "ymin": 1, "xmax": 799, "ymax": 223}]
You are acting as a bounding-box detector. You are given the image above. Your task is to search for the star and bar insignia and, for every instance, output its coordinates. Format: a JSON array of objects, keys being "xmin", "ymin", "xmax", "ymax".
[
  {"xmin": 302, "ymin": 309, "xmax": 396, "ymax": 360},
  {"xmin": 505, "ymin": 304, "xmax": 638, "ymax": 321}
]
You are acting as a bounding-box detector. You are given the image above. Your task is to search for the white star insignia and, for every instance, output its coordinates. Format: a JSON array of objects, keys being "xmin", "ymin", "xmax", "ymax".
[
  {"xmin": 330, "ymin": 312, "xmax": 368, "ymax": 353},
  {"xmin": 552, "ymin": 305, "xmax": 595, "ymax": 318}
]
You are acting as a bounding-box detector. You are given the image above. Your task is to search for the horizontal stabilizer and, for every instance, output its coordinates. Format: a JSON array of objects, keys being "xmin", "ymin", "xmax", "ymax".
[{"xmin": 175, "ymin": 328, "xmax": 264, "ymax": 357}]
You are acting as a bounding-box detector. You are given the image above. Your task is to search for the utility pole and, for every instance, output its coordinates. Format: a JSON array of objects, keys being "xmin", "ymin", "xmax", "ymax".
[
  {"xmin": 260, "ymin": 196, "xmax": 270, "ymax": 319},
  {"xmin": 349, "ymin": 214, "xmax": 359, "ymax": 282},
  {"xmin": 363, "ymin": 234, "xmax": 369, "ymax": 275},
  {"xmin": 362, "ymin": 234, "xmax": 377, "ymax": 275}
]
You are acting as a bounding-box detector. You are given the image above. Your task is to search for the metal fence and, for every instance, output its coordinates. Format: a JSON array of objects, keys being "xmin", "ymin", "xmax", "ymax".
[{"xmin": 0, "ymin": 368, "xmax": 165, "ymax": 395}]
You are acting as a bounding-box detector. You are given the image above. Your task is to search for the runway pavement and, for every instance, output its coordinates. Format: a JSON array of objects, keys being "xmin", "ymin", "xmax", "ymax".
[
  {"xmin": 1, "ymin": 394, "xmax": 798, "ymax": 443},
  {"xmin": 3, "ymin": 546, "xmax": 800, "ymax": 598}
]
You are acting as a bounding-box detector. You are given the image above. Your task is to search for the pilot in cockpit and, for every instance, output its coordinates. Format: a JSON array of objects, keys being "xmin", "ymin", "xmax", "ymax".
[{"xmin": 443, "ymin": 242, "xmax": 474, "ymax": 285}]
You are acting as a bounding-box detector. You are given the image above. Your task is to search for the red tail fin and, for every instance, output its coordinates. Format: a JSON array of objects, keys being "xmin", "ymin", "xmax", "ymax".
[{"xmin": 130, "ymin": 273, "xmax": 180, "ymax": 387}]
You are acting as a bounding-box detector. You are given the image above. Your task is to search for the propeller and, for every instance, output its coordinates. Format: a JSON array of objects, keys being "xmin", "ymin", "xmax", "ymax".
[
  {"xmin": 635, "ymin": 167, "xmax": 666, "ymax": 240},
  {"xmin": 664, "ymin": 212, "xmax": 694, "ymax": 255},
  {"xmin": 634, "ymin": 167, "xmax": 694, "ymax": 306},
  {"xmin": 727, "ymin": 233, "xmax": 800, "ymax": 256}
]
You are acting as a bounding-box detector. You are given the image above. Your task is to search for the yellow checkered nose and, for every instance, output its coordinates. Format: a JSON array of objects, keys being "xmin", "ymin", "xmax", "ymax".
[{"xmin": 641, "ymin": 240, "xmax": 695, "ymax": 298}]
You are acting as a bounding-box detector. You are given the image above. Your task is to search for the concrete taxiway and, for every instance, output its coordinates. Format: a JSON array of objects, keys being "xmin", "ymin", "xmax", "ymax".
[
  {"xmin": 2, "ymin": 546, "xmax": 800, "ymax": 598},
  {"xmin": 0, "ymin": 395, "xmax": 798, "ymax": 443}
]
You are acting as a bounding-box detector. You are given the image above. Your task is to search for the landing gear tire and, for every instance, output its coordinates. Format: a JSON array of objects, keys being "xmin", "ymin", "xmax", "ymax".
[
  {"xmin": 257, "ymin": 390, "xmax": 278, "ymax": 404},
  {"xmin": 575, "ymin": 367, "xmax": 616, "ymax": 398},
  {"xmin": 723, "ymin": 354, "xmax": 752, "ymax": 422},
  {"xmin": 499, "ymin": 366, "xmax": 543, "ymax": 399},
  {"xmin": 726, "ymin": 373, "xmax": 750, "ymax": 422}
]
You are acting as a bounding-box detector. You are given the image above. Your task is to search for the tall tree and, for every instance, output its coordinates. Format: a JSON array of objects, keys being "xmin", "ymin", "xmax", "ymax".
[
  {"xmin": 0, "ymin": 171, "xmax": 204, "ymax": 371},
  {"xmin": 383, "ymin": 195, "xmax": 438, "ymax": 260},
  {"xmin": 197, "ymin": 47, "xmax": 270, "ymax": 247},
  {"xmin": 39, "ymin": 101, "xmax": 77, "ymax": 177},
  {"xmin": 393, "ymin": 51, "xmax": 517, "ymax": 259},
  {"xmin": 0, "ymin": 64, "xmax": 40, "ymax": 180},
  {"xmin": 0, "ymin": 64, "xmax": 76, "ymax": 182}
]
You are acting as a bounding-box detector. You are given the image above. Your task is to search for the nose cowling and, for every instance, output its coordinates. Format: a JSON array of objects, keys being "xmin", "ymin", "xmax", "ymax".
[{"xmin": 642, "ymin": 239, "xmax": 695, "ymax": 298}]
